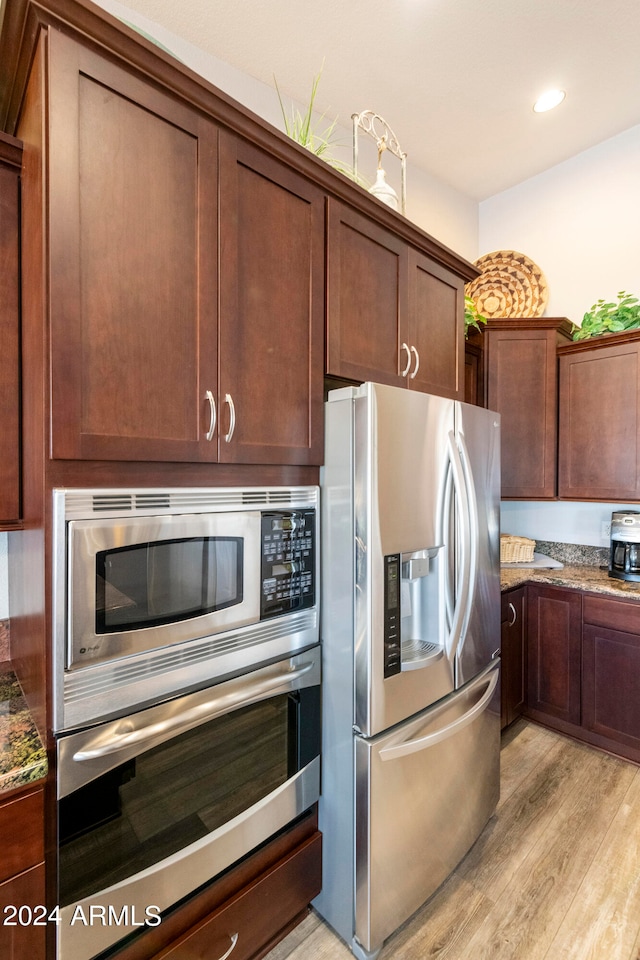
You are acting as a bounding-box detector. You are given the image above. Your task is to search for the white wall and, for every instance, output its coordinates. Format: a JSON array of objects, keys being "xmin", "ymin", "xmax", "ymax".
[
  {"xmin": 480, "ymin": 123, "xmax": 640, "ymax": 326},
  {"xmin": 501, "ymin": 501, "xmax": 637, "ymax": 549}
]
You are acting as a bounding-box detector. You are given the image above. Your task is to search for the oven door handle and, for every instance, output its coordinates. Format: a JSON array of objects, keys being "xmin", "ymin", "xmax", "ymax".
[{"xmin": 72, "ymin": 660, "xmax": 316, "ymax": 762}]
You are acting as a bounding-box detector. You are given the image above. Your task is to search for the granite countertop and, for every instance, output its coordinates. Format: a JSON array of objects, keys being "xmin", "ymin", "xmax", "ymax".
[
  {"xmin": 500, "ymin": 539, "xmax": 640, "ymax": 601},
  {"xmin": 501, "ymin": 562, "xmax": 640, "ymax": 599},
  {"xmin": 0, "ymin": 668, "xmax": 47, "ymax": 795}
]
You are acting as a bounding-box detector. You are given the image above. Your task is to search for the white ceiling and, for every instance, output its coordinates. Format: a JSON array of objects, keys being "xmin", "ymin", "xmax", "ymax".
[{"xmin": 117, "ymin": 0, "xmax": 640, "ymax": 201}]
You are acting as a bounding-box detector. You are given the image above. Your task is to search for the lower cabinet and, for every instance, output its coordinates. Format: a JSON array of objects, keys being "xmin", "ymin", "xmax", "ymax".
[
  {"xmin": 526, "ymin": 585, "xmax": 582, "ymax": 728},
  {"xmin": 0, "ymin": 785, "xmax": 46, "ymax": 960},
  {"xmin": 521, "ymin": 584, "xmax": 640, "ymax": 764},
  {"xmin": 582, "ymin": 595, "xmax": 640, "ymax": 762},
  {"xmin": 501, "ymin": 587, "xmax": 525, "ymax": 729},
  {"xmin": 111, "ymin": 808, "xmax": 322, "ymax": 960}
]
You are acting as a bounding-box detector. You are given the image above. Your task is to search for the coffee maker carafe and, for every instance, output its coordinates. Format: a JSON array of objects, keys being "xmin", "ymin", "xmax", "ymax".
[{"xmin": 609, "ymin": 511, "xmax": 640, "ymax": 582}]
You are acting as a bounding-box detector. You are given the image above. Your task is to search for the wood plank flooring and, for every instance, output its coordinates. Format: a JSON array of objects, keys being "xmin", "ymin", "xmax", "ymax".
[{"xmin": 265, "ymin": 720, "xmax": 640, "ymax": 960}]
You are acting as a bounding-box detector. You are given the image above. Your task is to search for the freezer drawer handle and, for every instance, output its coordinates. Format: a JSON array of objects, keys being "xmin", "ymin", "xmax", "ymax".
[
  {"xmin": 378, "ymin": 668, "xmax": 499, "ymax": 762},
  {"xmin": 72, "ymin": 661, "xmax": 315, "ymax": 762}
]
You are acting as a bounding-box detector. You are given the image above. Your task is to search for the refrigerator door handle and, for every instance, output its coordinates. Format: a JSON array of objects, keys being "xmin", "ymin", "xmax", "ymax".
[
  {"xmin": 441, "ymin": 460, "xmax": 455, "ymax": 631},
  {"xmin": 455, "ymin": 431, "xmax": 479, "ymax": 660},
  {"xmin": 378, "ymin": 666, "xmax": 499, "ymax": 762},
  {"xmin": 444, "ymin": 431, "xmax": 471, "ymax": 661}
]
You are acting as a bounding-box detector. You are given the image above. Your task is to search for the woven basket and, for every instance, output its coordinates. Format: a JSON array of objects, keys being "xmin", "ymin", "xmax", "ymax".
[{"xmin": 500, "ymin": 534, "xmax": 535, "ymax": 563}]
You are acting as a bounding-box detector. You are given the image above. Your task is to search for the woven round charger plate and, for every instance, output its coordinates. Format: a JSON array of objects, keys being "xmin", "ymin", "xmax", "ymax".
[{"xmin": 466, "ymin": 250, "xmax": 548, "ymax": 318}]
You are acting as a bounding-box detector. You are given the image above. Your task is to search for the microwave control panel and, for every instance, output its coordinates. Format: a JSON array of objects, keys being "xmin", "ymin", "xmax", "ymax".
[{"xmin": 261, "ymin": 510, "xmax": 316, "ymax": 619}]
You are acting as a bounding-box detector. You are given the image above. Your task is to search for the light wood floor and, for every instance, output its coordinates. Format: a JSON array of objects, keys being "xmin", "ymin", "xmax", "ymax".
[{"xmin": 266, "ymin": 720, "xmax": 640, "ymax": 960}]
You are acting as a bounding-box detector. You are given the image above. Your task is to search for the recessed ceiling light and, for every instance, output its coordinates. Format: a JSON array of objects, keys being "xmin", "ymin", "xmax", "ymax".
[{"xmin": 533, "ymin": 89, "xmax": 566, "ymax": 113}]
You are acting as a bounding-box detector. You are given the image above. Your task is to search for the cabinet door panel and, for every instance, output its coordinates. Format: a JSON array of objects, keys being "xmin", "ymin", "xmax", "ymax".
[
  {"xmin": 501, "ymin": 588, "xmax": 525, "ymax": 729},
  {"xmin": 526, "ymin": 586, "xmax": 581, "ymax": 724},
  {"xmin": 219, "ymin": 136, "xmax": 324, "ymax": 465},
  {"xmin": 48, "ymin": 31, "xmax": 218, "ymax": 462},
  {"xmin": 583, "ymin": 624, "xmax": 640, "ymax": 749},
  {"xmin": 0, "ymin": 143, "xmax": 20, "ymax": 523},
  {"xmin": 326, "ymin": 200, "xmax": 407, "ymax": 387},
  {"xmin": 408, "ymin": 250, "xmax": 463, "ymax": 399},
  {"xmin": 487, "ymin": 329, "xmax": 558, "ymax": 498},
  {"xmin": 558, "ymin": 339, "xmax": 640, "ymax": 500},
  {"xmin": 0, "ymin": 787, "xmax": 44, "ymax": 885},
  {"xmin": 0, "ymin": 864, "xmax": 46, "ymax": 960}
]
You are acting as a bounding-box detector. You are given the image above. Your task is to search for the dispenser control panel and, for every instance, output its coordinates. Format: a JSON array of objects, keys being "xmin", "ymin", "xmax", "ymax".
[{"xmin": 383, "ymin": 553, "xmax": 401, "ymax": 677}]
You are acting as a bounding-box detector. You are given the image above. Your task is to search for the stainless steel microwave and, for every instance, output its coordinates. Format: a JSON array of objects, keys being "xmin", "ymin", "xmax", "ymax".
[{"xmin": 52, "ymin": 487, "xmax": 319, "ymax": 732}]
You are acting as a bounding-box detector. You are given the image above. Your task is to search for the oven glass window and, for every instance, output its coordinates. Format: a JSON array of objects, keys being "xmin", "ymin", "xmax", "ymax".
[
  {"xmin": 96, "ymin": 537, "xmax": 243, "ymax": 633},
  {"xmin": 58, "ymin": 687, "xmax": 319, "ymax": 907}
]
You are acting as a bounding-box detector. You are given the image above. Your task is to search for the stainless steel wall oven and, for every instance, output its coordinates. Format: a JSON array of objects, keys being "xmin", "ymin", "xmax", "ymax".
[{"xmin": 51, "ymin": 487, "xmax": 321, "ymax": 960}]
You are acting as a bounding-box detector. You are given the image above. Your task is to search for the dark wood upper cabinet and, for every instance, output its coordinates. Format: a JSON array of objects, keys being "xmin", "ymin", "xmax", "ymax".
[
  {"xmin": 43, "ymin": 30, "xmax": 324, "ymax": 468},
  {"xmin": 218, "ymin": 134, "xmax": 324, "ymax": 466},
  {"xmin": 558, "ymin": 330, "xmax": 640, "ymax": 501},
  {"xmin": 326, "ymin": 201, "xmax": 468, "ymax": 399},
  {"xmin": 326, "ymin": 200, "xmax": 409, "ymax": 388},
  {"xmin": 482, "ymin": 318, "xmax": 573, "ymax": 499},
  {"xmin": 0, "ymin": 131, "xmax": 21, "ymax": 526},
  {"xmin": 407, "ymin": 249, "xmax": 464, "ymax": 399},
  {"xmin": 47, "ymin": 29, "xmax": 219, "ymax": 464}
]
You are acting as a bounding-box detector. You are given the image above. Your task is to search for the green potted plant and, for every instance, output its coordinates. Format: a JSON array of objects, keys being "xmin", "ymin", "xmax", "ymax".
[
  {"xmin": 464, "ymin": 295, "xmax": 486, "ymax": 338},
  {"xmin": 572, "ymin": 290, "xmax": 640, "ymax": 340}
]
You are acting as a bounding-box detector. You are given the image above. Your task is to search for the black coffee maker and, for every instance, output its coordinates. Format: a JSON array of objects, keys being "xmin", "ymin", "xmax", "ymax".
[{"xmin": 609, "ymin": 511, "xmax": 640, "ymax": 582}]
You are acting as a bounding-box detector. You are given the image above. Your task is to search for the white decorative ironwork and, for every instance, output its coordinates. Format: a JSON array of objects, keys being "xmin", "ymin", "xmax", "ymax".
[{"xmin": 352, "ymin": 110, "xmax": 407, "ymax": 214}]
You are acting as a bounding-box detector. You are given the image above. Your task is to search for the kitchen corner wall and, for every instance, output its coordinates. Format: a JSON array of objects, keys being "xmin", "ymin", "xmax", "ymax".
[
  {"xmin": 479, "ymin": 123, "xmax": 640, "ymax": 326},
  {"xmin": 483, "ymin": 123, "xmax": 640, "ymax": 549}
]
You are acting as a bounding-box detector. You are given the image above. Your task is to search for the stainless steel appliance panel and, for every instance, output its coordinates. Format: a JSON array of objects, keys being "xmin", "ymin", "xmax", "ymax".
[
  {"xmin": 69, "ymin": 510, "xmax": 261, "ymax": 668},
  {"xmin": 56, "ymin": 647, "xmax": 321, "ymax": 960},
  {"xmin": 354, "ymin": 661, "xmax": 500, "ymax": 953},
  {"xmin": 353, "ymin": 383, "xmax": 457, "ymax": 737}
]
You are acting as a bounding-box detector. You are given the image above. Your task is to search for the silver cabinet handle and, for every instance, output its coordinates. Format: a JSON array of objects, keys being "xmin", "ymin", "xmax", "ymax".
[
  {"xmin": 401, "ymin": 342, "xmax": 411, "ymax": 377},
  {"xmin": 410, "ymin": 345, "xmax": 420, "ymax": 379},
  {"xmin": 224, "ymin": 393, "xmax": 236, "ymax": 443},
  {"xmin": 217, "ymin": 933, "xmax": 239, "ymax": 960},
  {"xmin": 205, "ymin": 390, "xmax": 217, "ymax": 442},
  {"xmin": 508, "ymin": 602, "xmax": 517, "ymax": 627}
]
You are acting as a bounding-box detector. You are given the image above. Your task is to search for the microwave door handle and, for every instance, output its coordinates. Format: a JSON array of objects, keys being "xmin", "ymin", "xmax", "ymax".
[
  {"xmin": 378, "ymin": 666, "xmax": 498, "ymax": 762},
  {"xmin": 72, "ymin": 661, "xmax": 315, "ymax": 762}
]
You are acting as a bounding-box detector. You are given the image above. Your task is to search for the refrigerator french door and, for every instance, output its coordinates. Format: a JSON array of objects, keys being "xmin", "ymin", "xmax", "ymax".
[{"xmin": 315, "ymin": 382, "xmax": 500, "ymax": 960}]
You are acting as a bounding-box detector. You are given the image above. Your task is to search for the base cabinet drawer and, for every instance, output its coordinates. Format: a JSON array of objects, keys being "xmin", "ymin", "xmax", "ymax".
[{"xmin": 158, "ymin": 831, "xmax": 322, "ymax": 960}]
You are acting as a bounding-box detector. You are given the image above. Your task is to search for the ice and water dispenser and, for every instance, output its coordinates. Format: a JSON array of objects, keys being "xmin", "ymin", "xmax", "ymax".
[{"xmin": 383, "ymin": 547, "xmax": 444, "ymax": 677}]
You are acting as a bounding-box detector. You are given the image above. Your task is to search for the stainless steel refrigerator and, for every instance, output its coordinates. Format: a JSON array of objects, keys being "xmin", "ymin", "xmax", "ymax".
[{"xmin": 314, "ymin": 382, "xmax": 501, "ymax": 960}]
